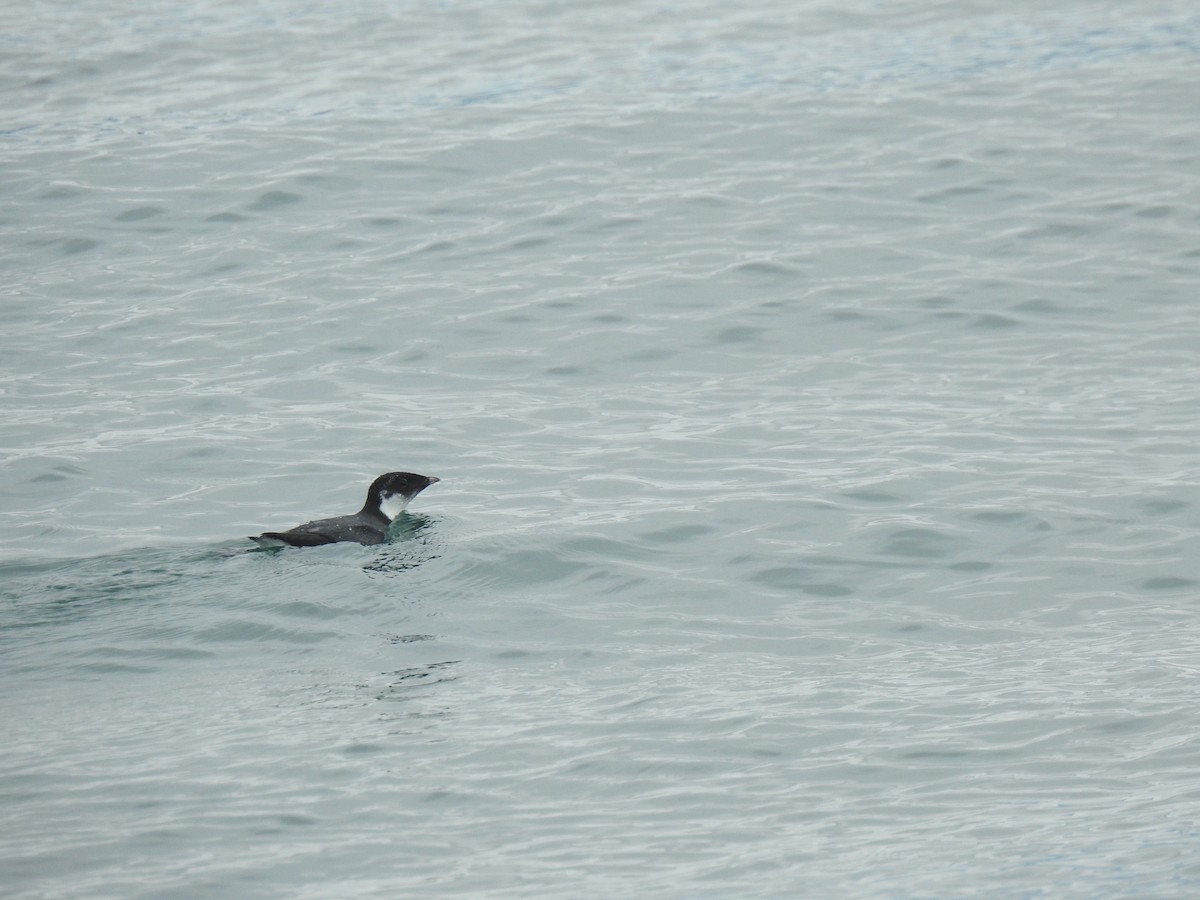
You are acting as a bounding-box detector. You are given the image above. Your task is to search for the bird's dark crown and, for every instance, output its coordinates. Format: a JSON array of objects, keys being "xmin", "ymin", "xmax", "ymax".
[{"xmin": 364, "ymin": 472, "xmax": 439, "ymax": 507}]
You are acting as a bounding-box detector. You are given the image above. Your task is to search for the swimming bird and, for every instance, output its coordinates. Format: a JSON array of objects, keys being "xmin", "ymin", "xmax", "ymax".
[{"xmin": 249, "ymin": 472, "xmax": 439, "ymax": 548}]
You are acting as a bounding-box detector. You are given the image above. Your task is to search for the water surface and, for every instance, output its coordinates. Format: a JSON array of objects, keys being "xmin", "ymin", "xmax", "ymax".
[{"xmin": 3, "ymin": 0, "xmax": 1200, "ymax": 896}]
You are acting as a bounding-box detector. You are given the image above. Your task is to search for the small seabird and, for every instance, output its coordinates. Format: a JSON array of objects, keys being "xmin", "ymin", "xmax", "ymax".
[{"xmin": 250, "ymin": 472, "xmax": 439, "ymax": 548}]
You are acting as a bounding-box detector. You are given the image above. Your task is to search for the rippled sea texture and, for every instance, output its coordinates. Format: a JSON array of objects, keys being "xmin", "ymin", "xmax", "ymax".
[{"xmin": 3, "ymin": 0, "xmax": 1200, "ymax": 896}]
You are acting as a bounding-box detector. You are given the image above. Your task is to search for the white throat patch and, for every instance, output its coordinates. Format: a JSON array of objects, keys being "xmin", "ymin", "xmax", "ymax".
[{"xmin": 378, "ymin": 492, "xmax": 410, "ymax": 521}]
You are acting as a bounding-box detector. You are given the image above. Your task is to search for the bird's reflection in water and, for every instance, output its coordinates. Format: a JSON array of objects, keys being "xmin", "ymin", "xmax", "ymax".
[{"xmin": 364, "ymin": 513, "xmax": 441, "ymax": 576}]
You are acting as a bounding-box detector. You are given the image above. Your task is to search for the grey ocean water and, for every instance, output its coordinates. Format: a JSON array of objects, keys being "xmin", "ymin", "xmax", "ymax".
[{"xmin": 3, "ymin": 0, "xmax": 1200, "ymax": 896}]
